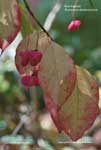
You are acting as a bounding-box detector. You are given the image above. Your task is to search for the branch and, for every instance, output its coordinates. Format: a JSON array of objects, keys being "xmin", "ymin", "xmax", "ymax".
[
  {"xmin": 12, "ymin": 120, "xmax": 24, "ymax": 135},
  {"xmin": 44, "ymin": 0, "xmax": 64, "ymax": 32}
]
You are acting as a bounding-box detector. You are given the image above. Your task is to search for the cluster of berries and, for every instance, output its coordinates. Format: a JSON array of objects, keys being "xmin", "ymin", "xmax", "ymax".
[{"xmin": 19, "ymin": 50, "xmax": 42, "ymax": 87}]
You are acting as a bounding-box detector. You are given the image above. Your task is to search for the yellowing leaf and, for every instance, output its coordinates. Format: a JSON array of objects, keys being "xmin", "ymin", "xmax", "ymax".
[
  {"xmin": 58, "ymin": 66, "xmax": 99, "ymax": 141},
  {"xmin": 0, "ymin": 0, "xmax": 21, "ymax": 52}
]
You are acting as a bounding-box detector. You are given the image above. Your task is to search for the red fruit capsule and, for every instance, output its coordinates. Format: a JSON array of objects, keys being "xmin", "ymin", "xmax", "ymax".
[
  {"xmin": 20, "ymin": 51, "xmax": 30, "ymax": 66},
  {"xmin": 29, "ymin": 50, "xmax": 43, "ymax": 66},
  {"xmin": 68, "ymin": 20, "xmax": 81, "ymax": 32},
  {"xmin": 21, "ymin": 75, "xmax": 40, "ymax": 87},
  {"xmin": 32, "ymin": 75, "xmax": 40, "ymax": 86}
]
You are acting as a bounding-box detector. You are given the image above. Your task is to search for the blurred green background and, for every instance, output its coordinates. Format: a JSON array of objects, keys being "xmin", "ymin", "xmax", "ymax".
[{"xmin": 0, "ymin": 0, "xmax": 101, "ymax": 149}]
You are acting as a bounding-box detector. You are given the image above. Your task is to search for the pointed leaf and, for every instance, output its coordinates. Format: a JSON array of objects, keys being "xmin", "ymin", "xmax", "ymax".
[
  {"xmin": 38, "ymin": 34, "xmax": 76, "ymax": 107},
  {"xmin": 58, "ymin": 66, "xmax": 99, "ymax": 141},
  {"xmin": 0, "ymin": 0, "xmax": 21, "ymax": 53},
  {"xmin": 38, "ymin": 34, "xmax": 76, "ymax": 132}
]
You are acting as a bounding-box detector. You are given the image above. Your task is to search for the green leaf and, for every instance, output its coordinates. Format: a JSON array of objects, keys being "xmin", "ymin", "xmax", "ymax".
[
  {"xmin": 19, "ymin": 4, "xmax": 34, "ymax": 38},
  {"xmin": 0, "ymin": 120, "xmax": 7, "ymax": 130}
]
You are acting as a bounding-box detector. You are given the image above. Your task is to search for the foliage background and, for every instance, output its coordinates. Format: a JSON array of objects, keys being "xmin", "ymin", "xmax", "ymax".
[{"xmin": 0, "ymin": 0, "xmax": 101, "ymax": 149}]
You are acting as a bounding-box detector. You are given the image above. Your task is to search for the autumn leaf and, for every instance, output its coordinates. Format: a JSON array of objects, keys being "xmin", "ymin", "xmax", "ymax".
[
  {"xmin": 0, "ymin": 0, "xmax": 21, "ymax": 53},
  {"xmin": 38, "ymin": 32, "xmax": 76, "ymax": 107},
  {"xmin": 15, "ymin": 31, "xmax": 76, "ymax": 131},
  {"xmin": 15, "ymin": 31, "xmax": 99, "ymax": 141},
  {"xmin": 38, "ymin": 35, "xmax": 99, "ymax": 140},
  {"xmin": 38, "ymin": 33, "xmax": 76, "ymax": 132},
  {"xmin": 58, "ymin": 66, "xmax": 99, "ymax": 141}
]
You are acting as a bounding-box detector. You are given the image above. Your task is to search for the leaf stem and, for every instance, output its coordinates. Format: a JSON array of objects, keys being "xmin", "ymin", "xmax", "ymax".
[{"xmin": 72, "ymin": 0, "xmax": 79, "ymax": 19}]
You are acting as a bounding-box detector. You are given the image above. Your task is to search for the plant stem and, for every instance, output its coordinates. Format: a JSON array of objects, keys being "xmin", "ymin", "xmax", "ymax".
[
  {"xmin": 72, "ymin": 0, "xmax": 79, "ymax": 19},
  {"xmin": 12, "ymin": 120, "xmax": 24, "ymax": 135}
]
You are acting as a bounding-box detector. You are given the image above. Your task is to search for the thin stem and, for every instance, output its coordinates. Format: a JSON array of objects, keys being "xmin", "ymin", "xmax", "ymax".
[
  {"xmin": 72, "ymin": 0, "xmax": 79, "ymax": 19},
  {"xmin": 23, "ymin": 0, "xmax": 52, "ymax": 39},
  {"xmin": 36, "ymin": 32, "xmax": 39, "ymax": 50}
]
